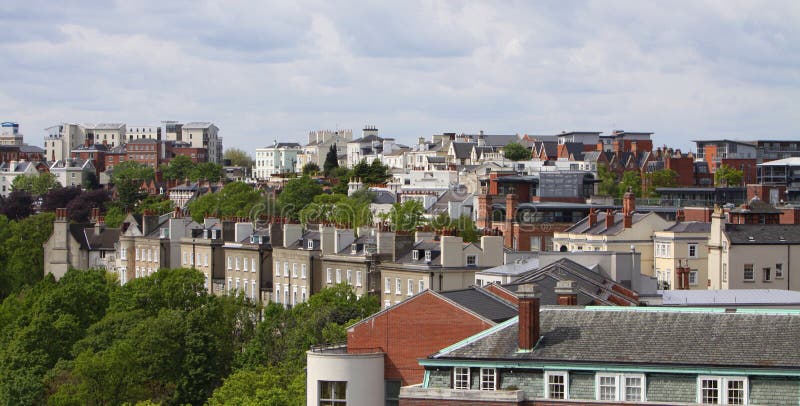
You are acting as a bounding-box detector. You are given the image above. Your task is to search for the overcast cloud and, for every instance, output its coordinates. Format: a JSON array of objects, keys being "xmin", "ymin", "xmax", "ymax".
[{"xmin": 1, "ymin": 0, "xmax": 798, "ymax": 152}]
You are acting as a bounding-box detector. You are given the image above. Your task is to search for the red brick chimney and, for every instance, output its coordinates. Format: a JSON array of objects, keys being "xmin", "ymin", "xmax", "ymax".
[
  {"xmin": 555, "ymin": 280, "xmax": 578, "ymax": 305},
  {"xmin": 623, "ymin": 190, "xmax": 635, "ymax": 228},
  {"xmin": 676, "ymin": 209, "xmax": 685, "ymax": 222},
  {"xmin": 477, "ymin": 194, "xmax": 491, "ymax": 228},
  {"xmin": 596, "ymin": 141, "xmax": 604, "ymax": 151},
  {"xmin": 517, "ymin": 283, "xmax": 540, "ymax": 351},
  {"xmin": 605, "ymin": 209, "xmax": 615, "ymax": 229},
  {"xmin": 505, "ymin": 193, "xmax": 517, "ymax": 224},
  {"xmin": 588, "ymin": 208, "xmax": 597, "ymax": 227},
  {"xmin": 631, "ymin": 140, "xmax": 638, "ymax": 154}
]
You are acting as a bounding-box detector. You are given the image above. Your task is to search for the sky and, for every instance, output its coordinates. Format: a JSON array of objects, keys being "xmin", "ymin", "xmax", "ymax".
[{"xmin": 1, "ymin": 1, "xmax": 798, "ymax": 154}]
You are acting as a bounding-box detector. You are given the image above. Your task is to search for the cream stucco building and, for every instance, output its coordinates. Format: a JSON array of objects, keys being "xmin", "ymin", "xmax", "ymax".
[{"xmin": 653, "ymin": 222, "xmax": 711, "ymax": 290}]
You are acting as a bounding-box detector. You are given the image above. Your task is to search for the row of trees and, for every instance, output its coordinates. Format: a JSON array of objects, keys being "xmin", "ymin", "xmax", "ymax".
[
  {"xmin": 596, "ymin": 164, "xmax": 745, "ymax": 198},
  {"xmin": 0, "ymin": 267, "xmax": 378, "ymax": 405}
]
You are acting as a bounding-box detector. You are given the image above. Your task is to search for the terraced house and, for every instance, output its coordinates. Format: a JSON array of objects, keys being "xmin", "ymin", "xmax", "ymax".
[{"xmin": 402, "ymin": 284, "xmax": 800, "ymax": 405}]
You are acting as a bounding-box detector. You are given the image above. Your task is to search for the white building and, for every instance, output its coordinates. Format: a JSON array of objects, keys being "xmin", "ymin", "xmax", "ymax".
[
  {"xmin": 84, "ymin": 123, "xmax": 126, "ymax": 148},
  {"xmin": 254, "ymin": 142, "xmax": 302, "ymax": 179},
  {"xmin": 125, "ymin": 124, "xmax": 162, "ymax": 142},
  {"xmin": 182, "ymin": 122, "xmax": 223, "ymax": 164},
  {"xmin": 44, "ymin": 123, "xmax": 87, "ymax": 162},
  {"xmin": 49, "ymin": 159, "xmax": 95, "ymax": 188},
  {"xmin": 0, "ymin": 122, "xmax": 24, "ymax": 145},
  {"xmin": 346, "ymin": 126, "xmax": 402, "ymax": 167},
  {"xmin": 0, "ymin": 160, "xmax": 41, "ymax": 196},
  {"xmin": 303, "ymin": 129, "xmax": 353, "ymax": 167}
]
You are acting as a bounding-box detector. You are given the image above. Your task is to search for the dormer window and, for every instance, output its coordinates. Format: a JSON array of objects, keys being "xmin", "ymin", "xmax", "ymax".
[
  {"xmin": 351, "ymin": 245, "xmax": 358, "ymax": 254},
  {"xmin": 307, "ymin": 240, "xmax": 314, "ymax": 249},
  {"xmin": 412, "ymin": 250, "xmax": 419, "ymax": 260},
  {"xmin": 425, "ymin": 250, "xmax": 432, "ymax": 262}
]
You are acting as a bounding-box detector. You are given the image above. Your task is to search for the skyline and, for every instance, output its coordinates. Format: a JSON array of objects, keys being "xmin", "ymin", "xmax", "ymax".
[{"xmin": 2, "ymin": 1, "xmax": 798, "ymax": 153}]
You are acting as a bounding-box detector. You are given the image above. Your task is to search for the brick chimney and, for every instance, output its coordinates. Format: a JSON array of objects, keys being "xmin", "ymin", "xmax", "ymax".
[
  {"xmin": 676, "ymin": 209, "xmax": 685, "ymax": 222},
  {"xmin": 555, "ymin": 280, "xmax": 578, "ymax": 305},
  {"xmin": 505, "ymin": 193, "xmax": 517, "ymax": 224},
  {"xmin": 90, "ymin": 207, "xmax": 100, "ymax": 223},
  {"xmin": 518, "ymin": 283, "xmax": 541, "ymax": 351},
  {"xmin": 477, "ymin": 194, "xmax": 491, "ymax": 229},
  {"xmin": 631, "ymin": 140, "xmax": 638, "ymax": 154},
  {"xmin": 623, "ymin": 190, "xmax": 635, "ymax": 228},
  {"xmin": 588, "ymin": 208, "xmax": 597, "ymax": 228},
  {"xmin": 605, "ymin": 209, "xmax": 615, "ymax": 229}
]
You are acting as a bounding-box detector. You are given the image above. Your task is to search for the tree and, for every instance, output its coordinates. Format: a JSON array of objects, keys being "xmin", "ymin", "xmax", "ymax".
[
  {"xmin": 645, "ymin": 169, "xmax": 678, "ymax": 197},
  {"xmin": 42, "ymin": 186, "xmax": 83, "ymax": 212},
  {"xmin": 302, "ymin": 162, "xmax": 321, "ymax": 176},
  {"xmin": 715, "ymin": 164, "xmax": 744, "ymax": 187},
  {"xmin": 66, "ymin": 189, "xmax": 110, "ymax": 223},
  {"xmin": 323, "ymin": 145, "xmax": 339, "ymax": 176},
  {"xmin": 0, "ymin": 191, "xmax": 33, "ymax": 220},
  {"xmin": 277, "ymin": 176, "xmax": 323, "ymax": 221},
  {"xmin": 597, "ymin": 164, "xmax": 618, "ymax": 197},
  {"xmin": 111, "ymin": 162, "xmax": 154, "ymax": 210},
  {"xmin": 11, "ymin": 173, "xmax": 61, "ymax": 196},
  {"xmin": 367, "ymin": 158, "xmax": 392, "ymax": 185},
  {"xmin": 191, "ymin": 162, "xmax": 224, "ymax": 182},
  {"xmin": 207, "ymin": 366, "xmax": 305, "ymax": 406},
  {"xmin": 388, "ymin": 200, "xmax": 425, "ymax": 232},
  {"xmin": 619, "ymin": 171, "xmax": 642, "ymax": 198},
  {"xmin": 186, "ymin": 182, "xmax": 265, "ymax": 223},
  {"xmin": 503, "ymin": 142, "xmax": 532, "ymax": 161},
  {"xmin": 223, "ymin": 148, "xmax": 255, "ymax": 168},
  {"xmin": 0, "ymin": 213, "xmax": 55, "ymax": 299},
  {"xmin": 161, "ymin": 155, "xmax": 195, "ymax": 181}
]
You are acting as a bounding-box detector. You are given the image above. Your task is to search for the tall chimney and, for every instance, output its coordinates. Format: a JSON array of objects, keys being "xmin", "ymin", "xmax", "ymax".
[
  {"xmin": 588, "ymin": 208, "xmax": 597, "ymax": 228},
  {"xmin": 605, "ymin": 209, "xmax": 615, "ymax": 229},
  {"xmin": 518, "ymin": 283, "xmax": 541, "ymax": 351},
  {"xmin": 676, "ymin": 209, "xmax": 685, "ymax": 222},
  {"xmin": 505, "ymin": 193, "xmax": 517, "ymax": 224},
  {"xmin": 623, "ymin": 190, "xmax": 635, "ymax": 228},
  {"xmin": 555, "ymin": 280, "xmax": 578, "ymax": 305}
]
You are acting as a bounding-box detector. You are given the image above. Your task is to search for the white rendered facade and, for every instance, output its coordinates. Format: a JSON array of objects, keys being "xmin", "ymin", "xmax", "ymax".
[
  {"xmin": 254, "ymin": 143, "xmax": 301, "ymax": 179},
  {"xmin": 182, "ymin": 122, "xmax": 222, "ymax": 163}
]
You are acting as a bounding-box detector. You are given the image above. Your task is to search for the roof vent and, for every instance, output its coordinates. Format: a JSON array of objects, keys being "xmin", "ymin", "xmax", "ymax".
[{"xmin": 748, "ymin": 236, "xmax": 755, "ymax": 241}]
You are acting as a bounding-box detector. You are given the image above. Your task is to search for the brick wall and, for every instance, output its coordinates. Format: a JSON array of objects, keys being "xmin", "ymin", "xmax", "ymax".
[{"xmin": 347, "ymin": 291, "xmax": 496, "ymax": 385}]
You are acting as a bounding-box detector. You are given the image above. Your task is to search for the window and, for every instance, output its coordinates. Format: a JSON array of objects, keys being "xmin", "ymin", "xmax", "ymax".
[
  {"xmin": 545, "ymin": 371, "xmax": 568, "ymax": 400},
  {"xmin": 292, "ymin": 263, "xmax": 298, "ymax": 278},
  {"xmin": 183, "ymin": 252, "xmax": 188, "ymax": 265},
  {"xmin": 307, "ymin": 240, "xmax": 314, "ymax": 249},
  {"xmin": 356, "ymin": 271, "xmax": 362, "ymax": 287},
  {"xmin": 275, "ymin": 284, "xmax": 281, "ymax": 303},
  {"xmin": 419, "ymin": 280, "xmax": 425, "ymax": 292},
  {"xmin": 395, "ymin": 278, "xmax": 402, "ymax": 295},
  {"xmin": 689, "ymin": 270, "xmax": 698, "ymax": 285},
  {"xmin": 407, "ymin": 279, "xmax": 414, "ymax": 296},
  {"xmin": 243, "ymin": 257, "xmax": 248, "ymax": 271},
  {"xmin": 688, "ymin": 243, "xmax": 698, "ymax": 258},
  {"xmin": 412, "ymin": 250, "xmax": 419, "ymax": 260},
  {"xmin": 424, "ymin": 250, "xmax": 431, "ymax": 262},
  {"xmin": 698, "ymin": 376, "xmax": 747, "ymax": 404},
  {"xmin": 335, "ymin": 269, "xmax": 341, "ymax": 284},
  {"xmin": 723, "ymin": 263, "xmax": 728, "ymax": 283},
  {"xmin": 283, "ymin": 262, "xmax": 289, "ymax": 277},
  {"xmin": 326, "ymin": 268, "xmax": 332, "ymax": 284},
  {"xmin": 235, "ymin": 257, "xmax": 240, "ymax": 270},
  {"xmin": 466, "ymin": 255, "xmax": 476, "ymax": 267},
  {"xmin": 453, "ymin": 367, "xmax": 470, "ymax": 390},
  {"xmin": 136, "ymin": 249, "xmax": 140, "ymax": 261},
  {"xmin": 384, "ymin": 299, "xmax": 391, "ymax": 309},
  {"xmin": 204, "ymin": 254, "xmax": 208, "ymax": 267},
  {"xmin": 763, "ymin": 267, "xmax": 771, "ymax": 282},
  {"xmin": 596, "ymin": 373, "xmax": 645, "ymax": 401},
  {"xmin": 776, "ymin": 263, "xmax": 784, "ymax": 278},
  {"xmin": 319, "ymin": 381, "xmax": 346, "ymax": 405},
  {"xmin": 480, "ymin": 368, "xmax": 496, "ymax": 391},
  {"xmin": 227, "ymin": 257, "xmax": 232, "ymax": 270},
  {"xmin": 346, "ymin": 269, "xmax": 352, "ymax": 285},
  {"xmin": 385, "ymin": 278, "xmax": 391, "ymax": 293},
  {"xmin": 301, "ymin": 264, "xmax": 307, "ymax": 279},
  {"xmin": 275, "ymin": 261, "xmax": 280, "ymax": 276},
  {"xmin": 744, "ymin": 264, "xmax": 754, "ymax": 281}
]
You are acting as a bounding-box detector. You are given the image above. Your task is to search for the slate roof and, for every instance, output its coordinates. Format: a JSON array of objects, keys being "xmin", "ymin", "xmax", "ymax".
[
  {"xmin": 561, "ymin": 142, "xmax": 585, "ymax": 160},
  {"xmin": 564, "ymin": 211, "xmax": 653, "ymax": 235},
  {"xmin": 502, "ymin": 258, "xmax": 638, "ymax": 306},
  {"xmin": 371, "ymin": 189, "xmax": 396, "ymax": 205},
  {"xmin": 477, "ymin": 257, "xmax": 539, "ymax": 276},
  {"xmin": 660, "ymin": 289, "xmax": 800, "ymax": 306},
  {"xmin": 724, "ymin": 224, "xmax": 800, "ymax": 245},
  {"xmin": 284, "ymin": 230, "xmax": 320, "ymax": 249},
  {"xmin": 429, "ymin": 189, "xmax": 473, "ymax": 215},
  {"xmin": 83, "ymin": 227, "xmax": 121, "ymax": 250},
  {"xmin": 450, "ymin": 142, "xmax": 475, "ymax": 159},
  {"xmin": 350, "ymin": 134, "xmax": 384, "ymax": 143},
  {"xmin": 426, "ymin": 156, "xmax": 447, "ymax": 164},
  {"xmin": 730, "ymin": 197, "xmax": 781, "ymax": 214},
  {"xmin": 534, "ymin": 141, "xmax": 558, "ymax": 158},
  {"xmin": 439, "ymin": 287, "xmax": 518, "ymax": 323},
  {"xmin": 665, "ymin": 221, "xmax": 711, "ymax": 233},
  {"xmin": 433, "ymin": 307, "xmax": 800, "ymax": 369}
]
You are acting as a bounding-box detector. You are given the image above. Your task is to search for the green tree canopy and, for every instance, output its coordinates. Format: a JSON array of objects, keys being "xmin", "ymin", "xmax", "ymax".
[
  {"xmin": 160, "ymin": 155, "xmax": 195, "ymax": 181},
  {"xmin": 187, "ymin": 181, "xmax": 266, "ymax": 223},
  {"xmin": 715, "ymin": 164, "xmax": 744, "ymax": 187},
  {"xmin": 645, "ymin": 169, "xmax": 678, "ymax": 197},
  {"xmin": 503, "ymin": 142, "xmax": 532, "ymax": 161},
  {"xmin": 302, "ymin": 162, "xmax": 321, "ymax": 176},
  {"xmin": 277, "ymin": 176, "xmax": 323, "ymax": 221},
  {"xmin": 0, "ymin": 213, "xmax": 55, "ymax": 299},
  {"xmin": 111, "ymin": 161, "xmax": 154, "ymax": 210},
  {"xmin": 223, "ymin": 148, "xmax": 255, "ymax": 168},
  {"xmin": 11, "ymin": 172, "xmax": 61, "ymax": 196},
  {"xmin": 619, "ymin": 171, "xmax": 642, "ymax": 198},
  {"xmin": 597, "ymin": 164, "xmax": 618, "ymax": 197},
  {"xmin": 323, "ymin": 144, "xmax": 339, "ymax": 176},
  {"xmin": 191, "ymin": 162, "xmax": 225, "ymax": 182},
  {"xmin": 388, "ymin": 200, "xmax": 426, "ymax": 232}
]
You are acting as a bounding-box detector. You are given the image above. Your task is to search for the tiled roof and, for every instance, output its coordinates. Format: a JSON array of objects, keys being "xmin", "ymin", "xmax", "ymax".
[
  {"xmin": 564, "ymin": 211, "xmax": 653, "ymax": 235},
  {"xmin": 725, "ymin": 224, "xmax": 800, "ymax": 245},
  {"xmin": 665, "ymin": 221, "xmax": 711, "ymax": 233},
  {"xmin": 434, "ymin": 307, "xmax": 800, "ymax": 368},
  {"xmin": 440, "ymin": 287, "xmax": 518, "ymax": 323},
  {"xmin": 450, "ymin": 142, "xmax": 475, "ymax": 159},
  {"xmin": 660, "ymin": 289, "xmax": 800, "ymax": 306}
]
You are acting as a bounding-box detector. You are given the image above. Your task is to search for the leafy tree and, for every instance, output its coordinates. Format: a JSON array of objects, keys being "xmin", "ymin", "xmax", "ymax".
[
  {"xmin": 323, "ymin": 144, "xmax": 339, "ymax": 176},
  {"xmin": 191, "ymin": 162, "xmax": 224, "ymax": 182},
  {"xmin": 388, "ymin": 200, "xmax": 426, "ymax": 232},
  {"xmin": 103, "ymin": 206, "xmax": 126, "ymax": 228},
  {"xmin": 41, "ymin": 186, "xmax": 83, "ymax": 212},
  {"xmin": 428, "ymin": 213, "xmax": 480, "ymax": 243},
  {"xmin": 645, "ymin": 169, "xmax": 678, "ymax": 197},
  {"xmin": 302, "ymin": 162, "xmax": 320, "ymax": 176},
  {"xmin": 597, "ymin": 164, "xmax": 618, "ymax": 197},
  {"xmin": 0, "ymin": 190, "xmax": 33, "ymax": 220},
  {"xmin": 11, "ymin": 172, "xmax": 61, "ymax": 196},
  {"xmin": 618, "ymin": 171, "xmax": 642, "ymax": 198},
  {"xmin": 351, "ymin": 159, "xmax": 392, "ymax": 185},
  {"xmin": 0, "ymin": 213, "xmax": 55, "ymax": 299},
  {"xmin": 715, "ymin": 164, "xmax": 744, "ymax": 187},
  {"xmin": 66, "ymin": 189, "xmax": 110, "ymax": 223},
  {"xmin": 277, "ymin": 176, "xmax": 323, "ymax": 221},
  {"xmin": 137, "ymin": 195, "xmax": 174, "ymax": 215},
  {"xmin": 207, "ymin": 366, "xmax": 304, "ymax": 406},
  {"xmin": 111, "ymin": 161, "xmax": 154, "ymax": 211},
  {"xmin": 503, "ymin": 142, "xmax": 532, "ymax": 161},
  {"xmin": 161, "ymin": 155, "xmax": 195, "ymax": 181},
  {"xmin": 186, "ymin": 181, "xmax": 266, "ymax": 223},
  {"xmin": 223, "ymin": 148, "xmax": 255, "ymax": 168},
  {"xmin": 82, "ymin": 171, "xmax": 99, "ymax": 190},
  {"xmin": 328, "ymin": 167, "xmax": 351, "ymax": 195}
]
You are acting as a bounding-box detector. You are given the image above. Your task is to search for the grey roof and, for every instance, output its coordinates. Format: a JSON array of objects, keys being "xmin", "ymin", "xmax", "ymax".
[
  {"xmin": 18, "ymin": 145, "xmax": 44, "ymax": 153},
  {"xmin": 561, "ymin": 142, "xmax": 585, "ymax": 160},
  {"xmin": 371, "ymin": 189, "xmax": 396, "ymax": 205},
  {"xmin": 430, "ymin": 189, "xmax": 473, "ymax": 214},
  {"xmin": 660, "ymin": 289, "xmax": 800, "ymax": 306},
  {"xmin": 665, "ymin": 221, "xmax": 711, "ymax": 233},
  {"xmin": 565, "ymin": 211, "xmax": 653, "ymax": 235},
  {"xmin": 89, "ymin": 123, "xmax": 125, "ymax": 130},
  {"xmin": 433, "ymin": 307, "xmax": 800, "ymax": 369},
  {"xmin": 285, "ymin": 230, "xmax": 320, "ymax": 249},
  {"xmin": 581, "ymin": 150, "xmax": 603, "ymax": 162},
  {"xmin": 426, "ymin": 156, "xmax": 447, "ymax": 163},
  {"xmin": 276, "ymin": 142, "xmax": 301, "ymax": 148},
  {"xmin": 183, "ymin": 122, "xmax": 214, "ymax": 128},
  {"xmin": 439, "ymin": 287, "xmax": 518, "ymax": 323},
  {"xmin": 725, "ymin": 224, "xmax": 800, "ymax": 245},
  {"xmin": 350, "ymin": 134, "xmax": 384, "ymax": 143},
  {"xmin": 450, "ymin": 142, "xmax": 475, "ymax": 159},
  {"xmin": 477, "ymin": 258, "xmax": 539, "ymax": 276},
  {"xmin": 83, "ymin": 227, "xmax": 121, "ymax": 250},
  {"xmin": 534, "ymin": 141, "xmax": 558, "ymax": 157},
  {"xmin": 475, "ymin": 134, "xmax": 519, "ymax": 147},
  {"xmin": 730, "ymin": 197, "xmax": 781, "ymax": 214}
]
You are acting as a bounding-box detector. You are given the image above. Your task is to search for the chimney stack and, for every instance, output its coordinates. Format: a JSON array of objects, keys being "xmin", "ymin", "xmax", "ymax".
[
  {"xmin": 623, "ymin": 190, "xmax": 635, "ymax": 228},
  {"xmin": 588, "ymin": 208, "xmax": 597, "ymax": 227},
  {"xmin": 605, "ymin": 209, "xmax": 615, "ymax": 229},
  {"xmin": 505, "ymin": 193, "xmax": 517, "ymax": 224},
  {"xmin": 555, "ymin": 280, "xmax": 578, "ymax": 305},
  {"xmin": 676, "ymin": 209, "xmax": 685, "ymax": 222},
  {"xmin": 517, "ymin": 283, "xmax": 541, "ymax": 351},
  {"xmin": 90, "ymin": 207, "xmax": 100, "ymax": 223}
]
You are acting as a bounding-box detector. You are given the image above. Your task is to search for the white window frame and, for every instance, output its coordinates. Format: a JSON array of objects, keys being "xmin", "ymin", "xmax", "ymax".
[
  {"xmin": 227, "ymin": 256, "xmax": 232, "ymax": 270},
  {"xmin": 595, "ymin": 373, "xmax": 645, "ymax": 402},
  {"xmin": 453, "ymin": 367, "xmax": 470, "ymax": 390},
  {"xmin": 243, "ymin": 257, "xmax": 248, "ymax": 271},
  {"xmin": 326, "ymin": 268, "xmax": 332, "ymax": 284},
  {"xmin": 292, "ymin": 263, "xmax": 298, "ymax": 278},
  {"xmin": 776, "ymin": 263, "xmax": 784, "ymax": 278},
  {"xmin": 307, "ymin": 239, "xmax": 313, "ymax": 249},
  {"xmin": 424, "ymin": 250, "xmax": 432, "ymax": 262},
  {"xmin": 697, "ymin": 376, "xmax": 748, "ymax": 405},
  {"xmin": 385, "ymin": 277, "xmax": 391, "ymax": 293},
  {"xmin": 480, "ymin": 368, "xmax": 496, "ymax": 391},
  {"xmin": 235, "ymin": 257, "xmax": 240, "ymax": 270},
  {"xmin": 689, "ymin": 270, "xmax": 698, "ymax": 286},
  {"xmin": 335, "ymin": 269, "xmax": 341, "ymax": 284},
  {"xmin": 763, "ymin": 267, "xmax": 771, "ymax": 282},
  {"xmin": 346, "ymin": 269, "xmax": 352, "ymax": 285},
  {"xmin": 688, "ymin": 243, "xmax": 698, "ymax": 258},
  {"xmin": 419, "ymin": 280, "xmax": 425, "ymax": 292},
  {"xmin": 301, "ymin": 264, "xmax": 307, "ymax": 279},
  {"xmin": 395, "ymin": 278, "xmax": 402, "ymax": 295},
  {"xmin": 275, "ymin": 261, "xmax": 280, "ymax": 277},
  {"xmin": 743, "ymin": 264, "xmax": 754, "ymax": 281},
  {"xmin": 412, "ymin": 250, "xmax": 419, "ymax": 260},
  {"xmin": 356, "ymin": 271, "xmax": 362, "ymax": 287},
  {"xmin": 466, "ymin": 255, "xmax": 477, "ymax": 266},
  {"xmin": 283, "ymin": 262, "xmax": 289, "ymax": 277},
  {"xmin": 544, "ymin": 371, "xmax": 569, "ymax": 400},
  {"xmin": 407, "ymin": 279, "xmax": 414, "ymax": 296}
]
